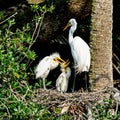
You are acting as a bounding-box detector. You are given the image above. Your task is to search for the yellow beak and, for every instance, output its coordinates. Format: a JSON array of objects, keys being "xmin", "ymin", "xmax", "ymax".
[
  {"xmin": 54, "ymin": 58, "xmax": 70, "ymax": 68},
  {"xmin": 54, "ymin": 57, "xmax": 66, "ymax": 64},
  {"xmin": 63, "ymin": 59, "xmax": 70, "ymax": 68},
  {"xmin": 63, "ymin": 22, "xmax": 71, "ymax": 31}
]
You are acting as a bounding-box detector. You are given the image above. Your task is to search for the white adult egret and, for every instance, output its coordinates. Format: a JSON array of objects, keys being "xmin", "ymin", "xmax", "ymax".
[
  {"xmin": 63, "ymin": 18, "xmax": 91, "ymax": 91},
  {"xmin": 35, "ymin": 52, "xmax": 65, "ymax": 90},
  {"xmin": 56, "ymin": 60, "xmax": 71, "ymax": 93}
]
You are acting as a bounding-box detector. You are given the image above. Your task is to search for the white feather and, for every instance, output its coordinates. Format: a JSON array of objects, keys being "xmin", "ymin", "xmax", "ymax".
[
  {"xmin": 56, "ymin": 67, "xmax": 71, "ymax": 93},
  {"xmin": 35, "ymin": 52, "xmax": 60, "ymax": 90},
  {"xmin": 68, "ymin": 18, "xmax": 90, "ymax": 73}
]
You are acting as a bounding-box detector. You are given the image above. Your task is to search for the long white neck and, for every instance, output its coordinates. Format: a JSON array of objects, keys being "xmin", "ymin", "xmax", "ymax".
[{"xmin": 69, "ymin": 24, "xmax": 77, "ymax": 44}]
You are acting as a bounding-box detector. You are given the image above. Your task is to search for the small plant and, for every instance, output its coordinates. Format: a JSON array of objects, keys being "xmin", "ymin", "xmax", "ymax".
[
  {"xmin": 0, "ymin": 3, "xmax": 57, "ymax": 119},
  {"xmin": 92, "ymin": 98, "xmax": 120, "ymax": 120},
  {"xmin": 0, "ymin": 16, "xmax": 37, "ymax": 118}
]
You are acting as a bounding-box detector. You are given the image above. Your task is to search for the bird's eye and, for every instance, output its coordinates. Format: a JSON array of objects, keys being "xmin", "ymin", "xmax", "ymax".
[{"xmin": 53, "ymin": 58, "xmax": 56, "ymax": 61}]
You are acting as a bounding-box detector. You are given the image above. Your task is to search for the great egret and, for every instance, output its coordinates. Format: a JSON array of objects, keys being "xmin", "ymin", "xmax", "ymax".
[
  {"xmin": 63, "ymin": 18, "xmax": 91, "ymax": 91},
  {"xmin": 35, "ymin": 52, "xmax": 65, "ymax": 90},
  {"xmin": 56, "ymin": 60, "xmax": 71, "ymax": 93}
]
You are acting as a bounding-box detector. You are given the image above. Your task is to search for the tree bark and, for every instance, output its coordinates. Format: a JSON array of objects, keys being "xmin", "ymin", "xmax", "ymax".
[{"xmin": 90, "ymin": 0, "xmax": 113, "ymax": 90}]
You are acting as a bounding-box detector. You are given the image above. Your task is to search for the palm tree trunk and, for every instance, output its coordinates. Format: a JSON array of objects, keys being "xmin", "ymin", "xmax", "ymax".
[{"xmin": 90, "ymin": 0, "xmax": 113, "ymax": 91}]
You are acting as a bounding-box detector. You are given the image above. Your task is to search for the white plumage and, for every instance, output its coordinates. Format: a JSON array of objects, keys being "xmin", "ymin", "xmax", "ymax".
[
  {"xmin": 56, "ymin": 61, "xmax": 71, "ymax": 93},
  {"xmin": 71, "ymin": 36, "xmax": 90, "ymax": 73},
  {"xmin": 35, "ymin": 52, "xmax": 60, "ymax": 90},
  {"xmin": 64, "ymin": 18, "xmax": 91, "ymax": 91}
]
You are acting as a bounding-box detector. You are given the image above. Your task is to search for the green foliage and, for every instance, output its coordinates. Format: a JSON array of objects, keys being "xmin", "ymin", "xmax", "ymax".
[
  {"xmin": 34, "ymin": 79, "xmax": 52, "ymax": 89},
  {"xmin": 0, "ymin": 19, "xmax": 35, "ymax": 83},
  {"xmin": 92, "ymin": 98, "xmax": 120, "ymax": 120},
  {"xmin": 30, "ymin": 4, "xmax": 55, "ymax": 24},
  {"xmin": 1, "ymin": 2, "xmax": 58, "ymax": 120},
  {"xmin": 30, "ymin": 4, "xmax": 55, "ymax": 14},
  {"xmin": 0, "ymin": 3, "xmax": 74, "ymax": 120},
  {"xmin": 0, "ymin": 16, "xmax": 38, "ymax": 119},
  {"xmin": 0, "ymin": 2, "xmax": 119, "ymax": 120}
]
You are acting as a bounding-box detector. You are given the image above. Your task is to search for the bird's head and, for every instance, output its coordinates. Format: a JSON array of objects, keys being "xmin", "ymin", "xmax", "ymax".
[
  {"xmin": 50, "ymin": 53, "xmax": 61, "ymax": 69},
  {"xmin": 54, "ymin": 58, "xmax": 70, "ymax": 72},
  {"xmin": 54, "ymin": 57, "xmax": 70, "ymax": 69},
  {"xmin": 51, "ymin": 52, "xmax": 60, "ymax": 59},
  {"xmin": 63, "ymin": 18, "xmax": 77, "ymax": 31},
  {"xmin": 61, "ymin": 59, "xmax": 70, "ymax": 72}
]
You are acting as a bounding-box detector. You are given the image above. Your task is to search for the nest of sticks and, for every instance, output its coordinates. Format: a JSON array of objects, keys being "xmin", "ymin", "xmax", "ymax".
[{"xmin": 33, "ymin": 87, "xmax": 120, "ymax": 120}]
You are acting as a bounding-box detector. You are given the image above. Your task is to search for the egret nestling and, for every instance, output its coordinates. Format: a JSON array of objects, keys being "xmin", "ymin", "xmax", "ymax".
[
  {"xmin": 63, "ymin": 18, "xmax": 91, "ymax": 91},
  {"xmin": 35, "ymin": 52, "xmax": 65, "ymax": 90},
  {"xmin": 56, "ymin": 60, "xmax": 71, "ymax": 93}
]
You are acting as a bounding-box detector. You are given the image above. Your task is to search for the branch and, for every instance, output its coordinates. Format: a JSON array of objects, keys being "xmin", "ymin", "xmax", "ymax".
[
  {"xmin": 0, "ymin": 12, "xmax": 18, "ymax": 25},
  {"xmin": 113, "ymin": 63, "xmax": 120, "ymax": 74}
]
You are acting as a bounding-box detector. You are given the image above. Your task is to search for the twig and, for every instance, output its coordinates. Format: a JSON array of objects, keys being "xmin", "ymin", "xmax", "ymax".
[
  {"xmin": 0, "ymin": 12, "xmax": 18, "ymax": 25},
  {"xmin": 113, "ymin": 63, "xmax": 120, "ymax": 74},
  {"xmin": 9, "ymin": 85, "xmax": 20, "ymax": 101},
  {"xmin": 21, "ymin": 81, "xmax": 34, "ymax": 101},
  {"xmin": 19, "ymin": 13, "xmax": 45, "ymax": 64},
  {"xmin": 2, "ymin": 103, "xmax": 11, "ymax": 118},
  {"xmin": 113, "ymin": 53, "xmax": 120, "ymax": 63},
  {"xmin": 115, "ymin": 101, "xmax": 118, "ymax": 117},
  {"xmin": 34, "ymin": 13, "xmax": 44, "ymax": 42}
]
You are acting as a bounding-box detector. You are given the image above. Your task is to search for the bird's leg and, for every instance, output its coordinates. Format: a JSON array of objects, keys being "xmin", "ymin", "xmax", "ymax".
[
  {"xmin": 43, "ymin": 78, "xmax": 47, "ymax": 90},
  {"xmin": 85, "ymin": 72, "xmax": 89, "ymax": 92},
  {"xmin": 72, "ymin": 69, "xmax": 76, "ymax": 92}
]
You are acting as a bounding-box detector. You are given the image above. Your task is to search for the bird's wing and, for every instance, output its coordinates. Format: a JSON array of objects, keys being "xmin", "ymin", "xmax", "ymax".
[
  {"xmin": 56, "ymin": 73, "xmax": 65, "ymax": 86},
  {"xmin": 35, "ymin": 56, "xmax": 50, "ymax": 78},
  {"xmin": 71, "ymin": 36, "xmax": 90, "ymax": 72},
  {"xmin": 56, "ymin": 73, "xmax": 68, "ymax": 92},
  {"xmin": 56, "ymin": 73, "xmax": 64, "ymax": 91},
  {"xmin": 50, "ymin": 59, "xmax": 59, "ymax": 70},
  {"xmin": 36, "ymin": 57, "xmax": 49, "ymax": 72}
]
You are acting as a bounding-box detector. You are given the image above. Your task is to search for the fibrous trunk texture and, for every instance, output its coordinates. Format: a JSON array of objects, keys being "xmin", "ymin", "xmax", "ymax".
[{"xmin": 90, "ymin": 0, "xmax": 113, "ymax": 90}]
